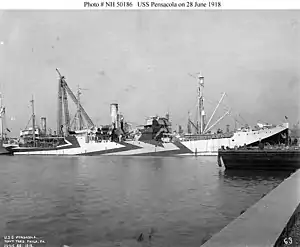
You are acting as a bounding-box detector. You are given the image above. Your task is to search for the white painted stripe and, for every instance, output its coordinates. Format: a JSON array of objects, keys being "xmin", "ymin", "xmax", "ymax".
[{"xmin": 103, "ymin": 141, "xmax": 180, "ymax": 155}]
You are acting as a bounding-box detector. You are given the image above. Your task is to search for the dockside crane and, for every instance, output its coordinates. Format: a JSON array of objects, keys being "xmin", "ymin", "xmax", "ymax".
[{"xmin": 56, "ymin": 68, "xmax": 94, "ymax": 136}]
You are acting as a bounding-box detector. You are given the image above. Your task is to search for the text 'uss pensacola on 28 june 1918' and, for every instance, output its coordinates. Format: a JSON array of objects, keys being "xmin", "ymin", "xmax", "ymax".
[{"xmin": 83, "ymin": 0, "xmax": 222, "ymax": 8}]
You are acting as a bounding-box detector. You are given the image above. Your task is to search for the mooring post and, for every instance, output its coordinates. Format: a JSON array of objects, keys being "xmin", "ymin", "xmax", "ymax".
[{"xmin": 217, "ymin": 153, "xmax": 222, "ymax": 167}]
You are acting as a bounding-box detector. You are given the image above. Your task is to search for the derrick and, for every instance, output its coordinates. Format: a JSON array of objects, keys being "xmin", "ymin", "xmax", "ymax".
[{"xmin": 56, "ymin": 69, "xmax": 94, "ymax": 136}]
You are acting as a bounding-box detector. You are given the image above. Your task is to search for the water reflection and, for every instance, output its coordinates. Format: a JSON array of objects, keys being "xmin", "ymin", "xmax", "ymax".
[
  {"xmin": 150, "ymin": 156, "xmax": 164, "ymax": 171},
  {"xmin": 223, "ymin": 169, "xmax": 292, "ymax": 181},
  {"xmin": 0, "ymin": 156, "xmax": 290, "ymax": 247}
]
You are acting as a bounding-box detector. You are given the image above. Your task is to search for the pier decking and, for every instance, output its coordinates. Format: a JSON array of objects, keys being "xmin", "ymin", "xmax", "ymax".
[{"xmin": 201, "ymin": 169, "xmax": 300, "ymax": 247}]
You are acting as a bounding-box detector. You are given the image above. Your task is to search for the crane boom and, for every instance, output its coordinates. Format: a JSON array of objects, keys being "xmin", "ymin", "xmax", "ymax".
[
  {"xmin": 205, "ymin": 110, "xmax": 230, "ymax": 133},
  {"xmin": 55, "ymin": 68, "xmax": 94, "ymax": 131},
  {"xmin": 63, "ymin": 82, "xmax": 94, "ymax": 127},
  {"xmin": 189, "ymin": 119, "xmax": 199, "ymax": 132},
  {"xmin": 62, "ymin": 85, "xmax": 70, "ymax": 131},
  {"xmin": 204, "ymin": 92, "xmax": 226, "ymax": 133},
  {"xmin": 57, "ymin": 78, "xmax": 63, "ymax": 135}
]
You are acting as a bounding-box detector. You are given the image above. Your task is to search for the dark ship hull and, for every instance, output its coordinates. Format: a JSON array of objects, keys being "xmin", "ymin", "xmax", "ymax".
[{"xmin": 218, "ymin": 148, "xmax": 300, "ymax": 171}]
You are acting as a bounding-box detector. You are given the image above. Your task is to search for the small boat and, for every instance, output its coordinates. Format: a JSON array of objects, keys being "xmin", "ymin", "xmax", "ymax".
[
  {"xmin": 0, "ymin": 140, "xmax": 9, "ymax": 155},
  {"xmin": 0, "ymin": 92, "xmax": 13, "ymax": 155}
]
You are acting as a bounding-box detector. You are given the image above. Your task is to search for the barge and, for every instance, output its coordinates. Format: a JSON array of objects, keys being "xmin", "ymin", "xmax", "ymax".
[{"xmin": 218, "ymin": 143, "xmax": 300, "ymax": 171}]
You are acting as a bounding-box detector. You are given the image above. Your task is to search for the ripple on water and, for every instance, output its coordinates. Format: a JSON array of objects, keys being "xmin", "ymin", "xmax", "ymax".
[{"xmin": 0, "ymin": 156, "xmax": 292, "ymax": 247}]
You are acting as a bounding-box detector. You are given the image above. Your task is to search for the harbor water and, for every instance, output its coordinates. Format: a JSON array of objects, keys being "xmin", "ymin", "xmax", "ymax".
[{"xmin": 0, "ymin": 156, "xmax": 293, "ymax": 247}]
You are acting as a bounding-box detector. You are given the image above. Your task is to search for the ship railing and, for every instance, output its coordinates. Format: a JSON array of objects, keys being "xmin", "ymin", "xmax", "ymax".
[
  {"xmin": 183, "ymin": 133, "xmax": 233, "ymax": 141},
  {"xmin": 223, "ymin": 143, "xmax": 300, "ymax": 151},
  {"xmin": 85, "ymin": 134, "xmax": 112, "ymax": 143},
  {"xmin": 18, "ymin": 135, "xmax": 65, "ymax": 148}
]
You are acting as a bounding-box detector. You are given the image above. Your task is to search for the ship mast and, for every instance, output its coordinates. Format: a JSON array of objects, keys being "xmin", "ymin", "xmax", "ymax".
[
  {"xmin": 57, "ymin": 70, "xmax": 63, "ymax": 136},
  {"xmin": 0, "ymin": 92, "xmax": 3, "ymax": 141},
  {"xmin": 187, "ymin": 72, "xmax": 205, "ymax": 134},
  {"xmin": 187, "ymin": 111, "xmax": 191, "ymax": 134},
  {"xmin": 197, "ymin": 72, "xmax": 205, "ymax": 134},
  {"xmin": 189, "ymin": 72, "xmax": 232, "ymax": 134},
  {"xmin": 77, "ymin": 85, "xmax": 82, "ymax": 130},
  {"xmin": 30, "ymin": 95, "xmax": 36, "ymax": 145},
  {"xmin": 73, "ymin": 85, "xmax": 83, "ymax": 130}
]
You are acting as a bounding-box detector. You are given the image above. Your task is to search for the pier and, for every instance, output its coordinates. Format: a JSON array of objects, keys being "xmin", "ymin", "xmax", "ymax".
[{"xmin": 201, "ymin": 169, "xmax": 300, "ymax": 246}]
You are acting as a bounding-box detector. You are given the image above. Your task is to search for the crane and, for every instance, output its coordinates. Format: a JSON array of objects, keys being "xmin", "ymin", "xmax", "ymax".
[
  {"xmin": 70, "ymin": 85, "xmax": 89, "ymax": 131},
  {"xmin": 56, "ymin": 69, "xmax": 94, "ymax": 136}
]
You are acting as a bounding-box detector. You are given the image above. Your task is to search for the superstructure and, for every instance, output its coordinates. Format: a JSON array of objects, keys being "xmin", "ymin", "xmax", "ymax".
[{"xmin": 7, "ymin": 70, "xmax": 289, "ymax": 156}]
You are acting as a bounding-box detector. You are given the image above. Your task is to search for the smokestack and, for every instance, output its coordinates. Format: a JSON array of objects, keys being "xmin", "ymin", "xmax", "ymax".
[
  {"xmin": 110, "ymin": 103, "xmax": 119, "ymax": 128},
  {"xmin": 40, "ymin": 117, "xmax": 47, "ymax": 135},
  {"xmin": 166, "ymin": 112, "xmax": 169, "ymax": 120},
  {"xmin": 226, "ymin": 124, "xmax": 230, "ymax": 133},
  {"xmin": 120, "ymin": 114, "xmax": 124, "ymax": 131},
  {"xmin": 178, "ymin": 125, "xmax": 183, "ymax": 134}
]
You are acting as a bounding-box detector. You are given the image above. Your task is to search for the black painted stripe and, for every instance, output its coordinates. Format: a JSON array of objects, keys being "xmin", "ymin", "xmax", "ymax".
[{"xmin": 81, "ymin": 140, "xmax": 193, "ymax": 156}]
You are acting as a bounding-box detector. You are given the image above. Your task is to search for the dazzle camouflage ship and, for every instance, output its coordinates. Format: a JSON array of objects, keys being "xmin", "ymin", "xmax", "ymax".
[{"xmin": 6, "ymin": 69, "xmax": 289, "ymax": 156}]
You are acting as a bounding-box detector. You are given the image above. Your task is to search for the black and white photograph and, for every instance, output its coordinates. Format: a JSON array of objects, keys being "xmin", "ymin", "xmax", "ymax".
[{"xmin": 0, "ymin": 5, "xmax": 300, "ymax": 247}]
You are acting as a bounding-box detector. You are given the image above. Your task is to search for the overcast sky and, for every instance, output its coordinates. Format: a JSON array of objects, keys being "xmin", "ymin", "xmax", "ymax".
[{"xmin": 0, "ymin": 10, "xmax": 299, "ymax": 135}]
